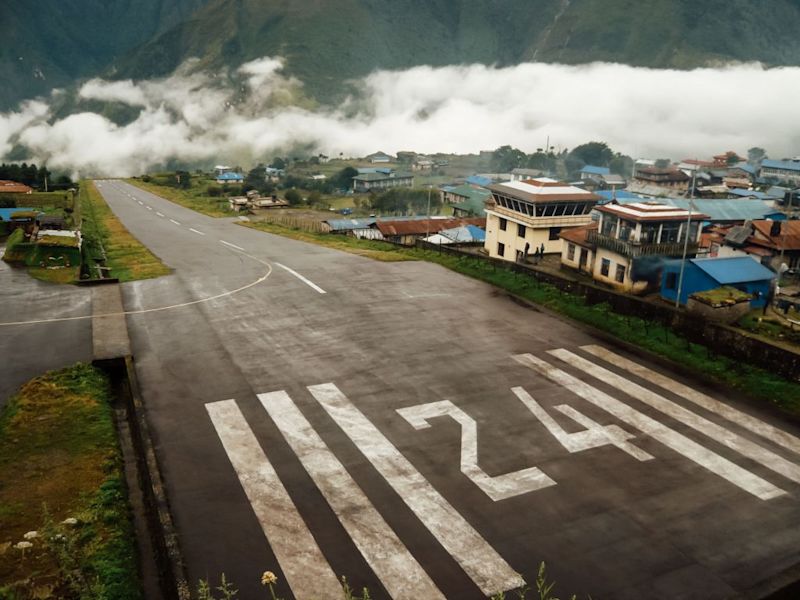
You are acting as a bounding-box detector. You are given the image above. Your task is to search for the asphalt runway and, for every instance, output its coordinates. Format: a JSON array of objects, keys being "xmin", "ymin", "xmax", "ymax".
[{"xmin": 94, "ymin": 179, "xmax": 800, "ymax": 599}]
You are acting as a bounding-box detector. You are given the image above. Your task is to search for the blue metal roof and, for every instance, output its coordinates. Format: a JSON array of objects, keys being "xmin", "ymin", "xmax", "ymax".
[
  {"xmin": 731, "ymin": 162, "xmax": 757, "ymax": 175},
  {"xmin": 217, "ymin": 172, "xmax": 243, "ymax": 181},
  {"xmin": 466, "ymin": 175, "xmax": 492, "ymax": 187},
  {"xmin": 661, "ymin": 198, "xmax": 777, "ymax": 222},
  {"xmin": 727, "ymin": 189, "xmax": 779, "ymax": 200},
  {"xmin": 690, "ymin": 257, "xmax": 776, "ymax": 284},
  {"xmin": 440, "ymin": 224, "xmax": 485, "ymax": 243},
  {"xmin": 762, "ymin": 159, "xmax": 800, "ymax": 172},
  {"xmin": 580, "ymin": 165, "xmax": 610, "ymax": 176},
  {"xmin": 0, "ymin": 207, "xmax": 36, "ymax": 220},
  {"xmin": 595, "ymin": 190, "xmax": 644, "ymax": 204}
]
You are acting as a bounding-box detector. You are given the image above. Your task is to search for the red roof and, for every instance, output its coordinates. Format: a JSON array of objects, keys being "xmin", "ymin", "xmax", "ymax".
[
  {"xmin": 559, "ymin": 223, "xmax": 597, "ymax": 247},
  {"xmin": 376, "ymin": 217, "xmax": 485, "ymax": 236},
  {"xmin": 0, "ymin": 180, "xmax": 33, "ymax": 194}
]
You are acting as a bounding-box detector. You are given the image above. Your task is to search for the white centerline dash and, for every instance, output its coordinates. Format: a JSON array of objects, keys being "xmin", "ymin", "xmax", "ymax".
[
  {"xmin": 146, "ymin": 206, "xmax": 153, "ymax": 211},
  {"xmin": 189, "ymin": 228, "xmax": 206, "ymax": 236},
  {"xmin": 220, "ymin": 240, "xmax": 245, "ymax": 251},
  {"xmin": 275, "ymin": 262, "xmax": 326, "ymax": 294},
  {"xmin": 170, "ymin": 219, "xmax": 181, "ymax": 226},
  {"xmin": 156, "ymin": 212, "xmax": 164, "ymax": 217},
  {"xmin": 137, "ymin": 201, "xmax": 144, "ymax": 206}
]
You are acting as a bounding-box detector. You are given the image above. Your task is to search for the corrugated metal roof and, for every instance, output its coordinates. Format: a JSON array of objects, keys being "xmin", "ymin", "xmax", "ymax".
[
  {"xmin": 377, "ymin": 217, "xmax": 485, "ymax": 236},
  {"xmin": 762, "ymin": 159, "xmax": 800, "ymax": 172},
  {"xmin": 466, "ymin": 175, "xmax": 492, "ymax": 187},
  {"xmin": 690, "ymin": 257, "xmax": 776, "ymax": 284},
  {"xmin": 662, "ymin": 198, "xmax": 777, "ymax": 222},
  {"xmin": 580, "ymin": 165, "xmax": 611, "ymax": 175},
  {"xmin": 439, "ymin": 224, "xmax": 485, "ymax": 243},
  {"xmin": 0, "ymin": 207, "xmax": 36, "ymax": 220},
  {"xmin": 324, "ymin": 215, "xmax": 434, "ymax": 231}
]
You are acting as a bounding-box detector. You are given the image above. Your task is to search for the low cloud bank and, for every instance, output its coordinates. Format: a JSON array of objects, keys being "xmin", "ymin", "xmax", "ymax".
[{"xmin": 1, "ymin": 58, "xmax": 798, "ymax": 176}]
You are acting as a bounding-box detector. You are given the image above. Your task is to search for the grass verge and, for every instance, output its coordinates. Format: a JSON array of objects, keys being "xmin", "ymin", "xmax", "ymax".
[
  {"xmin": 0, "ymin": 364, "xmax": 141, "ymax": 600},
  {"xmin": 80, "ymin": 180, "xmax": 171, "ymax": 282},
  {"xmin": 126, "ymin": 179, "xmax": 232, "ymax": 218},
  {"xmin": 239, "ymin": 221, "xmax": 417, "ymax": 262},
  {"xmin": 244, "ymin": 220, "xmax": 800, "ymax": 415}
]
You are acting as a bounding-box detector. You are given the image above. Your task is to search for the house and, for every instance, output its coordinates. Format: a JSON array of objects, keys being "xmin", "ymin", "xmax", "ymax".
[
  {"xmin": 377, "ymin": 217, "xmax": 485, "ymax": 245},
  {"xmin": 720, "ymin": 220, "xmax": 800, "ymax": 270},
  {"xmin": 580, "ymin": 165, "xmax": 610, "ymax": 180},
  {"xmin": 440, "ymin": 184, "xmax": 491, "ymax": 217},
  {"xmin": 365, "ymin": 151, "xmax": 395, "ymax": 164},
  {"xmin": 214, "ymin": 165, "xmax": 233, "ymax": 176},
  {"xmin": 510, "ymin": 168, "xmax": 545, "ymax": 181},
  {"xmin": 660, "ymin": 256, "xmax": 775, "ymax": 307},
  {"xmin": 484, "ymin": 178, "xmax": 601, "ymax": 262},
  {"xmin": 423, "ymin": 224, "xmax": 486, "ymax": 245},
  {"xmin": 466, "ymin": 175, "xmax": 493, "ymax": 187},
  {"xmin": 632, "ymin": 166, "xmax": 690, "ymax": 192},
  {"xmin": 310, "ymin": 174, "xmax": 327, "ymax": 181},
  {"xmin": 323, "ymin": 215, "xmax": 432, "ymax": 240},
  {"xmin": 216, "ymin": 171, "xmax": 244, "ymax": 184},
  {"xmin": 0, "ymin": 207, "xmax": 37, "ymax": 236},
  {"xmin": 265, "ymin": 166, "xmax": 286, "ymax": 178},
  {"xmin": 760, "ymin": 159, "xmax": 800, "ymax": 185},
  {"xmin": 412, "ymin": 159, "xmax": 435, "ymax": 171},
  {"xmin": 560, "ymin": 201, "xmax": 708, "ymax": 293},
  {"xmin": 0, "ymin": 180, "xmax": 33, "ymax": 194},
  {"xmin": 352, "ymin": 172, "xmax": 413, "ymax": 193},
  {"xmin": 660, "ymin": 198, "xmax": 784, "ymax": 225}
]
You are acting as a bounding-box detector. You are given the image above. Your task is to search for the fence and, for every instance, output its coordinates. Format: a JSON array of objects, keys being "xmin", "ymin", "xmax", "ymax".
[
  {"xmin": 256, "ymin": 213, "xmax": 327, "ymax": 233},
  {"xmin": 415, "ymin": 239, "xmax": 800, "ymax": 380}
]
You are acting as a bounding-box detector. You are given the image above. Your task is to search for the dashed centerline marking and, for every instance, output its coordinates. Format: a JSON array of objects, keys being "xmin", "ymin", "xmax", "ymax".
[
  {"xmin": 189, "ymin": 228, "xmax": 205, "ymax": 236},
  {"xmin": 170, "ymin": 219, "xmax": 181, "ymax": 226},
  {"xmin": 275, "ymin": 262, "xmax": 326, "ymax": 294},
  {"xmin": 220, "ymin": 240, "xmax": 245, "ymax": 251},
  {"xmin": 137, "ymin": 201, "xmax": 144, "ymax": 206},
  {"xmin": 156, "ymin": 212, "xmax": 165, "ymax": 217},
  {"xmin": 146, "ymin": 206, "xmax": 153, "ymax": 211}
]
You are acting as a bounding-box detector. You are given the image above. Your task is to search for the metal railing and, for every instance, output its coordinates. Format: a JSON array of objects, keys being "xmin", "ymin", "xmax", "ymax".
[{"xmin": 587, "ymin": 231, "xmax": 697, "ymax": 258}]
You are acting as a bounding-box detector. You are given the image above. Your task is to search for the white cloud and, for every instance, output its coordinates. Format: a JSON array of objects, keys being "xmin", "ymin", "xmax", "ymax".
[{"xmin": 2, "ymin": 59, "xmax": 799, "ymax": 176}]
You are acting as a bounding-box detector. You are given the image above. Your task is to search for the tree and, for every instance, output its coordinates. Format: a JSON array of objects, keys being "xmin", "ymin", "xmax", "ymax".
[
  {"xmin": 748, "ymin": 147, "xmax": 767, "ymax": 165},
  {"xmin": 175, "ymin": 170, "xmax": 191, "ymax": 189},
  {"xmin": 609, "ymin": 154, "xmax": 634, "ymax": 177},
  {"xmin": 491, "ymin": 146, "xmax": 526, "ymax": 172},
  {"xmin": 269, "ymin": 157, "xmax": 287, "ymax": 170},
  {"xmin": 526, "ymin": 151, "xmax": 556, "ymax": 173},
  {"xmin": 654, "ymin": 158, "xmax": 672, "ymax": 168},
  {"xmin": 332, "ymin": 166, "xmax": 358, "ymax": 190},
  {"xmin": 569, "ymin": 142, "xmax": 614, "ymax": 167},
  {"xmin": 284, "ymin": 189, "xmax": 302, "ymax": 205},
  {"xmin": 245, "ymin": 166, "xmax": 266, "ymax": 191}
]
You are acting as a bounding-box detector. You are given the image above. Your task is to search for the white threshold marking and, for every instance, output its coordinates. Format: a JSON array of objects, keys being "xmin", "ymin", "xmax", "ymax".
[
  {"xmin": 189, "ymin": 228, "xmax": 205, "ymax": 236},
  {"xmin": 513, "ymin": 353, "xmax": 785, "ymax": 500},
  {"xmin": 220, "ymin": 240, "xmax": 245, "ymax": 251},
  {"xmin": 259, "ymin": 391, "xmax": 446, "ymax": 600},
  {"xmin": 206, "ymin": 400, "xmax": 341, "ymax": 599},
  {"xmin": 275, "ymin": 262, "xmax": 326, "ymax": 294},
  {"xmin": 156, "ymin": 212, "xmax": 164, "ymax": 217},
  {"xmin": 582, "ymin": 345, "xmax": 800, "ymax": 456},
  {"xmin": 170, "ymin": 219, "xmax": 181, "ymax": 226},
  {"xmin": 308, "ymin": 383, "xmax": 525, "ymax": 596},
  {"xmin": 551, "ymin": 349, "xmax": 800, "ymax": 486},
  {"xmin": 397, "ymin": 399, "xmax": 556, "ymax": 500}
]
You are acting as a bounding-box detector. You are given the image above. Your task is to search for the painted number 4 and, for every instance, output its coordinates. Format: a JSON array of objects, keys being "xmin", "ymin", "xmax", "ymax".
[{"xmin": 397, "ymin": 389, "xmax": 652, "ymax": 502}]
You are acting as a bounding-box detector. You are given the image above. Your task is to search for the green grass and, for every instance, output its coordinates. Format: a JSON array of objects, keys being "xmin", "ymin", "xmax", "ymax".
[
  {"xmin": 126, "ymin": 178, "xmax": 233, "ymax": 218},
  {"xmin": 0, "ymin": 364, "xmax": 141, "ymax": 600},
  {"xmin": 80, "ymin": 180, "xmax": 171, "ymax": 282},
  {"xmin": 243, "ymin": 220, "xmax": 800, "ymax": 415}
]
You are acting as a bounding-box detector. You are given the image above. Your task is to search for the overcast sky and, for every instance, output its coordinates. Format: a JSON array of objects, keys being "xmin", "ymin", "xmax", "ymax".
[{"xmin": 1, "ymin": 58, "xmax": 798, "ymax": 176}]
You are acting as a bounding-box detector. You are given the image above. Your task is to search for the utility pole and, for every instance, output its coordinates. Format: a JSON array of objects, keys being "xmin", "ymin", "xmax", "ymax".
[
  {"xmin": 425, "ymin": 184, "xmax": 432, "ymax": 240},
  {"xmin": 780, "ymin": 190, "xmax": 793, "ymax": 268},
  {"xmin": 675, "ymin": 196, "xmax": 695, "ymax": 309}
]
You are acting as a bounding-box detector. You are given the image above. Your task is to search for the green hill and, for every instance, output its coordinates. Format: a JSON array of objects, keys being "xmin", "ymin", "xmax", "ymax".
[
  {"xmin": 0, "ymin": 0, "xmax": 208, "ymax": 110},
  {"xmin": 6, "ymin": 0, "xmax": 800, "ymax": 110}
]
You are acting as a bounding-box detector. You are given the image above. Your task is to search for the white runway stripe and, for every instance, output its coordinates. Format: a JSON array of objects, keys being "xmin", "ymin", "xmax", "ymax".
[
  {"xmin": 205, "ymin": 400, "xmax": 341, "ymax": 599},
  {"xmin": 156, "ymin": 211, "xmax": 164, "ymax": 217},
  {"xmin": 550, "ymin": 349, "xmax": 800, "ymax": 486},
  {"xmin": 308, "ymin": 383, "xmax": 526, "ymax": 596},
  {"xmin": 581, "ymin": 344, "xmax": 800, "ymax": 456},
  {"xmin": 170, "ymin": 219, "xmax": 181, "ymax": 225},
  {"xmin": 513, "ymin": 353, "xmax": 785, "ymax": 500},
  {"xmin": 275, "ymin": 262, "xmax": 327, "ymax": 294},
  {"xmin": 220, "ymin": 240, "xmax": 245, "ymax": 251},
  {"xmin": 146, "ymin": 206, "xmax": 152, "ymax": 210},
  {"xmin": 259, "ymin": 391, "xmax": 446, "ymax": 600},
  {"xmin": 189, "ymin": 228, "xmax": 205, "ymax": 236}
]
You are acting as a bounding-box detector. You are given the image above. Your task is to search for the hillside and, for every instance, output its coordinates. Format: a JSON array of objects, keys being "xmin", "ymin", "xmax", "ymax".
[
  {"xmin": 113, "ymin": 0, "xmax": 800, "ymax": 103},
  {"xmin": 0, "ymin": 0, "xmax": 208, "ymax": 110},
  {"xmin": 7, "ymin": 0, "xmax": 800, "ymax": 111}
]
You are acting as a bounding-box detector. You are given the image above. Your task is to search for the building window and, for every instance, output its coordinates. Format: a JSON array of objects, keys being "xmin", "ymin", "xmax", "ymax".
[
  {"xmin": 600, "ymin": 259, "xmax": 610, "ymax": 277},
  {"xmin": 567, "ymin": 243, "xmax": 576, "ymax": 261},
  {"xmin": 517, "ymin": 223, "xmax": 526, "ymax": 238},
  {"xmin": 601, "ymin": 215, "xmax": 618, "ymax": 237},
  {"xmin": 549, "ymin": 227, "xmax": 561, "ymax": 240},
  {"xmin": 499, "ymin": 217, "xmax": 507, "ymax": 231},
  {"xmin": 661, "ymin": 223, "xmax": 680, "ymax": 244},
  {"xmin": 615, "ymin": 264, "xmax": 625, "ymax": 283},
  {"xmin": 665, "ymin": 272, "xmax": 677, "ymax": 290},
  {"xmin": 497, "ymin": 242, "xmax": 505, "ymax": 257}
]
